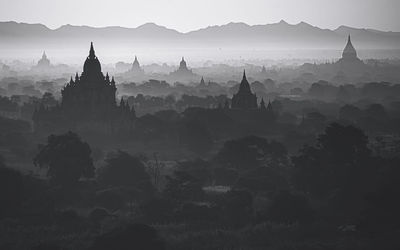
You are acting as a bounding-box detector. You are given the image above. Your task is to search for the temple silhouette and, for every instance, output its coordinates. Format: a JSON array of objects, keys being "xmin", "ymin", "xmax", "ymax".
[
  {"xmin": 31, "ymin": 51, "xmax": 52, "ymax": 72},
  {"xmin": 197, "ymin": 77, "xmax": 207, "ymax": 88},
  {"xmin": 169, "ymin": 57, "xmax": 197, "ymax": 80},
  {"xmin": 231, "ymin": 71, "xmax": 258, "ymax": 109},
  {"xmin": 222, "ymin": 71, "xmax": 276, "ymax": 125},
  {"xmin": 33, "ymin": 42, "xmax": 135, "ymax": 134},
  {"xmin": 129, "ymin": 55, "xmax": 145, "ymax": 75},
  {"xmin": 338, "ymin": 35, "xmax": 362, "ymax": 64},
  {"xmin": 299, "ymin": 34, "xmax": 367, "ymax": 84},
  {"xmin": 37, "ymin": 51, "xmax": 50, "ymax": 68}
]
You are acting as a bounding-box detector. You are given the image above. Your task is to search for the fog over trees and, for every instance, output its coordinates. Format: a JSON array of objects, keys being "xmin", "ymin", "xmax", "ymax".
[{"xmin": 1, "ymin": 2, "xmax": 400, "ymax": 249}]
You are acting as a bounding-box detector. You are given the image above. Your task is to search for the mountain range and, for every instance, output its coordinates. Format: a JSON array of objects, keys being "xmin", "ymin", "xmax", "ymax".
[{"xmin": 1, "ymin": 20, "xmax": 399, "ymax": 50}]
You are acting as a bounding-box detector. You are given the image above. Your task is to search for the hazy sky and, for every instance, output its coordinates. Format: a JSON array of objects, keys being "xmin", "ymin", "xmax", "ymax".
[{"xmin": 0, "ymin": 0, "xmax": 399, "ymax": 32}]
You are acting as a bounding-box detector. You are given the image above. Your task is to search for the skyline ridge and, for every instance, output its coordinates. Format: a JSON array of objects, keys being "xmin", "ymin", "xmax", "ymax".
[{"xmin": 1, "ymin": 19, "xmax": 400, "ymax": 34}]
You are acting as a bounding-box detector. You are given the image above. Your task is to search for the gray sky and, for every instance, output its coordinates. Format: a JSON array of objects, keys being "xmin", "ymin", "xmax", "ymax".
[{"xmin": 0, "ymin": 0, "xmax": 399, "ymax": 32}]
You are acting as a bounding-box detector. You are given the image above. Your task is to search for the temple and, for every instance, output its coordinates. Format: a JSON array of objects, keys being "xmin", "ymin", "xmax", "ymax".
[
  {"xmin": 33, "ymin": 42, "xmax": 135, "ymax": 134},
  {"xmin": 261, "ymin": 65, "xmax": 267, "ymax": 75},
  {"xmin": 198, "ymin": 77, "xmax": 206, "ymax": 88},
  {"xmin": 338, "ymin": 35, "xmax": 362, "ymax": 64},
  {"xmin": 231, "ymin": 70, "xmax": 258, "ymax": 109},
  {"xmin": 32, "ymin": 51, "xmax": 51, "ymax": 71},
  {"xmin": 169, "ymin": 57, "xmax": 196, "ymax": 80},
  {"xmin": 130, "ymin": 55, "xmax": 145, "ymax": 75}
]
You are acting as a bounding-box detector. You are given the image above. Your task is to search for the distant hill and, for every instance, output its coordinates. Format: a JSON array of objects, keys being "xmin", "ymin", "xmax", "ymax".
[
  {"xmin": 1, "ymin": 20, "xmax": 400, "ymax": 64},
  {"xmin": 0, "ymin": 20, "xmax": 399, "ymax": 50}
]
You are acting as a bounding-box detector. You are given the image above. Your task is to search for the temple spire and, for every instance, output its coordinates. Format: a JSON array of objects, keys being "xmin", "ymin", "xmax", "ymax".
[
  {"xmin": 267, "ymin": 100, "xmax": 273, "ymax": 111},
  {"xmin": 260, "ymin": 98, "xmax": 266, "ymax": 111},
  {"xmin": 89, "ymin": 42, "xmax": 95, "ymax": 59},
  {"xmin": 341, "ymin": 33, "xmax": 358, "ymax": 61},
  {"xmin": 200, "ymin": 76, "xmax": 205, "ymax": 86}
]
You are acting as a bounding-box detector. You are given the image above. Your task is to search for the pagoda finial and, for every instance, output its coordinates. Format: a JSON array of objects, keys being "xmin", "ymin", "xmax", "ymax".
[
  {"xmin": 89, "ymin": 42, "xmax": 95, "ymax": 58},
  {"xmin": 346, "ymin": 34, "xmax": 353, "ymax": 47}
]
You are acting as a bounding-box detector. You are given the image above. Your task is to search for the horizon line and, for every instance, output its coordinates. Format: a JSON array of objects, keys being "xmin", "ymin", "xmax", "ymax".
[{"xmin": 0, "ymin": 19, "xmax": 399, "ymax": 34}]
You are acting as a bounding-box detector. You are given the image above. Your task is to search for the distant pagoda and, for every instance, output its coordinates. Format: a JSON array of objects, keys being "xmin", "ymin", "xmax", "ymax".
[
  {"xmin": 170, "ymin": 57, "xmax": 196, "ymax": 79},
  {"xmin": 338, "ymin": 35, "xmax": 362, "ymax": 63},
  {"xmin": 198, "ymin": 77, "xmax": 206, "ymax": 88},
  {"xmin": 231, "ymin": 70, "xmax": 258, "ymax": 109},
  {"xmin": 34, "ymin": 51, "xmax": 51, "ymax": 69},
  {"xmin": 33, "ymin": 42, "xmax": 135, "ymax": 133},
  {"xmin": 261, "ymin": 65, "xmax": 267, "ymax": 74},
  {"xmin": 130, "ymin": 55, "xmax": 145, "ymax": 75}
]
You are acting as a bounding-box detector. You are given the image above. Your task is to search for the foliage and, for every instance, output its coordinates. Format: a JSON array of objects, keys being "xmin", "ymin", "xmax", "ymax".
[
  {"xmin": 33, "ymin": 131, "xmax": 94, "ymax": 185},
  {"xmin": 266, "ymin": 190, "xmax": 314, "ymax": 224},
  {"xmin": 216, "ymin": 135, "xmax": 288, "ymax": 169},
  {"xmin": 98, "ymin": 151, "xmax": 152, "ymax": 189},
  {"xmin": 0, "ymin": 166, "xmax": 24, "ymax": 218},
  {"xmin": 292, "ymin": 123, "xmax": 372, "ymax": 197},
  {"xmin": 164, "ymin": 170, "xmax": 204, "ymax": 202},
  {"xmin": 89, "ymin": 223, "xmax": 165, "ymax": 250}
]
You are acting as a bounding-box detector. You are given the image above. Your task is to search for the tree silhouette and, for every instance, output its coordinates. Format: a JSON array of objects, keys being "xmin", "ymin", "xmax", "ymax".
[
  {"xmin": 293, "ymin": 123, "xmax": 372, "ymax": 197},
  {"xmin": 97, "ymin": 151, "xmax": 154, "ymax": 197},
  {"xmin": 216, "ymin": 136, "xmax": 287, "ymax": 169},
  {"xmin": 180, "ymin": 119, "xmax": 213, "ymax": 155},
  {"xmin": 33, "ymin": 131, "xmax": 94, "ymax": 185},
  {"xmin": 89, "ymin": 223, "xmax": 165, "ymax": 250},
  {"xmin": 266, "ymin": 190, "xmax": 314, "ymax": 224},
  {"xmin": 164, "ymin": 170, "xmax": 204, "ymax": 202},
  {"xmin": 0, "ymin": 165, "xmax": 24, "ymax": 218}
]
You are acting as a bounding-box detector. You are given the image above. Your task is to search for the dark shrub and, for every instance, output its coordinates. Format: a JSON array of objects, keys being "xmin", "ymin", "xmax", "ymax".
[
  {"xmin": 267, "ymin": 190, "xmax": 314, "ymax": 224},
  {"xmin": 89, "ymin": 223, "xmax": 165, "ymax": 250}
]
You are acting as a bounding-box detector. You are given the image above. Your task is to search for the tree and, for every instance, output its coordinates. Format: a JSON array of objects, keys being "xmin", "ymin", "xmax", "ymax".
[
  {"xmin": 216, "ymin": 136, "xmax": 287, "ymax": 169},
  {"xmin": 164, "ymin": 170, "xmax": 204, "ymax": 202},
  {"xmin": 176, "ymin": 159, "xmax": 212, "ymax": 186},
  {"xmin": 0, "ymin": 165, "xmax": 24, "ymax": 218},
  {"xmin": 361, "ymin": 157, "xmax": 400, "ymax": 233},
  {"xmin": 97, "ymin": 151, "xmax": 154, "ymax": 195},
  {"xmin": 219, "ymin": 189, "xmax": 253, "ymax": 227},
  {"xmin": 41, "ymin": 92, "xmax": 58, "ymax": 107},
  {"xmin": 180, "ymin": 119, "xmax": 213, "ymax": 155},
  {"xmin": 139, "ymin": 198, "xmax": 175, "ymax": 223},
  {"xmin": 365, "ymin": 103, "xmax": 387, "ymax": 120},
  {"xmin": 339, "ymin": 104, "xmax": 362, "ymax": 122},
  {"xmin": 292, "ymin": 123, "xmax": 372, "ymax": 197},
  {"xmin": 89, "ymin": 224, "xmax": 165, "ymax": 250},
  {"xmin": 266, "ymin": 190, "xmax": 314, "ymax": 224},
  {"xmin": 33, "ymin": 131, "xmax": 94, "ymax": 185}
]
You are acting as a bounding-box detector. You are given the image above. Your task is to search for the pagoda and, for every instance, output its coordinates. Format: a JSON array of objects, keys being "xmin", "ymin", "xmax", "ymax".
[{"xmin": 231, "ymin": 70, "xmax": 258, "ymax": 110}]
